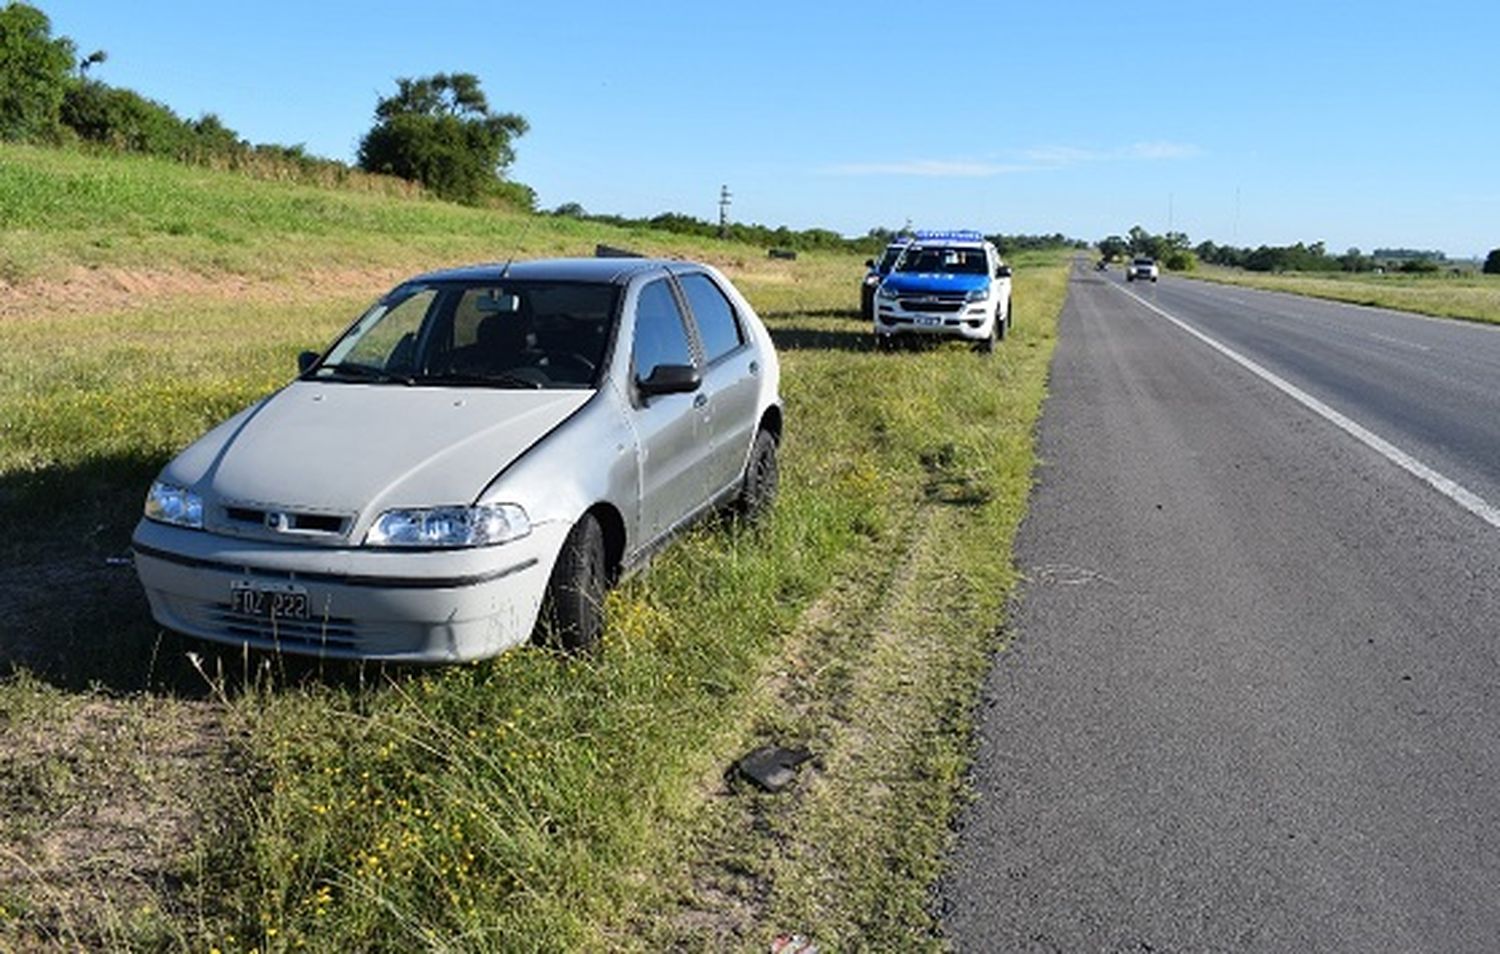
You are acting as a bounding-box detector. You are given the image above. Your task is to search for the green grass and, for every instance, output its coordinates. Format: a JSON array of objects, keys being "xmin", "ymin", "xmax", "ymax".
[
  {"xmin": 1185, "ymin": 263, "xmax": 1500, "ymax": 325},
  {"xmin": 0, "ymin": 144, "xmax": 1070, "ymax": 950}
]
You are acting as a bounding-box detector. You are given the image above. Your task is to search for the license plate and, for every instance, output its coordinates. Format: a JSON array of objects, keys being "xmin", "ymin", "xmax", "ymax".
[
  {"xmin": 915, "ymin": 315, "xmax": 943, "ymax": 327},
  {"xmin": 230, "ymin": 581, "xmax": 310, "ymax": 621}
]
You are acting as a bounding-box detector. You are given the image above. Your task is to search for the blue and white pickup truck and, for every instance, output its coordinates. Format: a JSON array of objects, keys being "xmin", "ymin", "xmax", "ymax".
[{"xmin": 872, "ymin": 230, "xmax": 1012, "ymax": 351}]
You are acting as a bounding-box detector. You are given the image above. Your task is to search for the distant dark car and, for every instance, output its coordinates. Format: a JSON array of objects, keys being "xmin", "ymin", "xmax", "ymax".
[
  {"xmin": 1096, "ymin": 259, "xmax": 1109, "ymax": 271},
  {"xmin": 860, "ymin": 238, "xmax": 912, "ymax": 320}
]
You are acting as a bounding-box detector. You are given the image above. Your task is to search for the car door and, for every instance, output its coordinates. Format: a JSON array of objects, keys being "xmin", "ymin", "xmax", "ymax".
[
  {"xmin": 627, "ymin": 277, "xmax": 709, "ymax": 543},
  {"xmin": 675, "ymin": 270, "xmax": 760, "ymax": 500}
]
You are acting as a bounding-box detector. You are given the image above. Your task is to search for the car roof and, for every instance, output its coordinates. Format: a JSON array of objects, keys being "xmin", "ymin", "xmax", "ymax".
[{"xmin": 406, "ymin": 257, "xmax": 694, "ymax": 285}]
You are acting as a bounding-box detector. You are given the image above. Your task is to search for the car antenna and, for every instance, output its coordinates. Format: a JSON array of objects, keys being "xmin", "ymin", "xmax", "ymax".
[{"xmin": 499, "ymin": 258, "xmax": 513, "ymax": 278}]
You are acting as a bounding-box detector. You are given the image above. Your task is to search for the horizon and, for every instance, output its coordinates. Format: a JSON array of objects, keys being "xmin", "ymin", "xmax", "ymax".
[{"xmin": 41, "ymin": 0, "xmax": 1500, "ymax": 259}]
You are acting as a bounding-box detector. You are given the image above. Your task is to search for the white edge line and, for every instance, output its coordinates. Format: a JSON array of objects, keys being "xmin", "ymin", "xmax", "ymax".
[{"xmin": 1112, "ymin": 281, "xmax": 1500, "ymax": 531}]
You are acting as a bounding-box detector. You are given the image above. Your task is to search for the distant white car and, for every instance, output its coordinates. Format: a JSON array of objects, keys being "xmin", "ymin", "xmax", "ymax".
[{"xmin": 1127, "ymin": 257, "xmax": 1159, "ymax": 282}]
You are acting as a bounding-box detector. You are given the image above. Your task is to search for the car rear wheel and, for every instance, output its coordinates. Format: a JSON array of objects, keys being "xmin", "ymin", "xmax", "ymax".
[
  {"xmin": 735, "ymin": 428, "xmax": 780, "ymax": 523},
  {"xmin": 540, "ymin": 512, "xmax": 607, "ymax": 652},
  {"xmin": 995, "ymin": 303, "xmax": 1009, "ymax": 342}
]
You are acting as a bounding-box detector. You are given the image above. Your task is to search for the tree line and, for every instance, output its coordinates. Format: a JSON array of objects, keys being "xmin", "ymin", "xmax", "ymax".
[{"xmin": 1101, "ymin": 223, "xmax": 1500, "ymax": 275}]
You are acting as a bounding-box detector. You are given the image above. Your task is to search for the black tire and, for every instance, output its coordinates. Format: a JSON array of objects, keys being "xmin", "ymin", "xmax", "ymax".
[
  {"xmin": 995, "ymin": 302, "xmax": 1009, "ymax": 342},
  {"xmin": 876, "ymin": 334, "xmax": 895, "ymax": 352},
  {"xmin": 735, "ymin": 428, "xmax": 780, "ymax": 523},
  {"xmin": 540, "ymin": 513, "xmax": 607, "ymax": 652}
]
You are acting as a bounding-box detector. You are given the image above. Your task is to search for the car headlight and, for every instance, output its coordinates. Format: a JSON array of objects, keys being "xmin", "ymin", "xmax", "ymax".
[
  {"xmin": 365, "ymin": 503, "xmax": 531, "ymax": 548},
  {"xmin": 144, "ymin": 481, "xmax": 204, "ymax": 529},
  {"xmin": 877, "ymin": 284, "xmax": 900, "ymax": 300},
  {"xmin": 966, "ymin": 286, "xmax": 991, "ymax": 302}
]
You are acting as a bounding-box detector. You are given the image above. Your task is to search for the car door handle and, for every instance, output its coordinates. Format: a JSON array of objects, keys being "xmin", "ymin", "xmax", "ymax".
[
  {"xmin": 749, "ymin": 360, "xmax": 759, "ymax": 375},
  {"xmin": 693, "ymin": 393, "xmax": 709, "ymax": 409}
]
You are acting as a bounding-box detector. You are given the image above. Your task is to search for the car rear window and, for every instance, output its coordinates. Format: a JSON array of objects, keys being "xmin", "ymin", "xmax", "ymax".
[{"xmin": 678, "ymin": 273, "xmax": 744, "ymax": 363}]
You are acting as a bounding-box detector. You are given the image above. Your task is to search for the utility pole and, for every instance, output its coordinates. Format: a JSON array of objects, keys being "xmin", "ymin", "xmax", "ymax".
[{"xmin": 718, "ymin": 184, "xmax": 732, "ymax": 239}]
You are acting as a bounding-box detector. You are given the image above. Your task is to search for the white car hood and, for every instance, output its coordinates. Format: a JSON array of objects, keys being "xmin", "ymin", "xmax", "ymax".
[{"xmin": 176, "ymin": 381, "xmax": 592, "ymax": 515}]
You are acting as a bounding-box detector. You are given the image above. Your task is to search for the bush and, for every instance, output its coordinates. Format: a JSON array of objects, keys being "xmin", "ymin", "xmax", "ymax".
[
  {"xmin": 1163, "ymin": 250, "xmax": 1197, "ymax": 272},
  {"xmin": 60, "ymin": 80, "xmax": 196, "ymax": 157},
  {"xmin": 1483, "ymin": 249, "xmax": 1500, "ymax": 275},
  {"xmin": 0, "ymin": 2, "xmax": 75, "ymax": 141}
]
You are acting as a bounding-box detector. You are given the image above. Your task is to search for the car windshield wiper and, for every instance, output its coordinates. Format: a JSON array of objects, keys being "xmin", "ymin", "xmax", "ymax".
[
  {"xmin": 314, "ymin": 362, "xmax": 415, "ymax": 385},
  {"xmin": 418, "ymin": 371, "xmax": 544, "ymax": 390}
]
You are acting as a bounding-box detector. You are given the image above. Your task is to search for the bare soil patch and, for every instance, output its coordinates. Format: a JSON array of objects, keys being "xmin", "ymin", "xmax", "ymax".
[{"xmin": 0, "ymin": 691, "xmax": 243, "ymax": 948}]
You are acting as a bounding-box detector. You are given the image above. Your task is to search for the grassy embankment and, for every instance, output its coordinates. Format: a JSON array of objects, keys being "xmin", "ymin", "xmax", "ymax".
[
  {"xmin": 1185, "ymin": 263, "xmax": 1500, "ymax": 325},
  {"xmin": 0, "ymin": 143, "xmax": 1068, "ymax": 950}
]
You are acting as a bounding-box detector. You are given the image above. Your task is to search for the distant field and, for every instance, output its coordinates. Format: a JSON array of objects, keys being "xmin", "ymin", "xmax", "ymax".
[
  {"xmin": 0, "ymin": 145, "xmax": 1070, "ymax": 950},
  {"xmin": 1187, "ymin": 263, "xmax": 1500, "ymax": 325}
]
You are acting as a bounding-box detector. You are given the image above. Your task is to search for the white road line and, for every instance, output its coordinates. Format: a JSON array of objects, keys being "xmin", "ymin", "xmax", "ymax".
[
  {"xmin": 1366, "ymin": 331, "xmax": 1431, "ymax": 352},
  {"xmin": 1112, "ymin": 283, "xmax": 1500, "ymax": 532}
]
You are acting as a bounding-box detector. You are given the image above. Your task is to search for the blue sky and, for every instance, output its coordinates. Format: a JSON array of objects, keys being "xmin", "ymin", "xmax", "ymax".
[{"xmin": 43, "ymin": 0, "xmax": 1500, "ymax": 257}]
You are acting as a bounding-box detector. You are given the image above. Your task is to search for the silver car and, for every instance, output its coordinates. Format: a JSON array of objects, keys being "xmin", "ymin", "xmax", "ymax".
[{"xmin": 131, "ymin": 258, "xmax": 783, "ymax": 662}]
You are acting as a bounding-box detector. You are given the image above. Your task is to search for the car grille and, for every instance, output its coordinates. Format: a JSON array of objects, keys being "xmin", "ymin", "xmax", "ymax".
[
  {"xmin": 219, "ymin": 504, "xmax": 351, "ymax": 540},
  {"xmin": 191, "ymin": 601, "xmax": 363, "ymax": 652},
  {"xmin": 899, "ymin": 297, "xmax": 966, "ymax": 312}
]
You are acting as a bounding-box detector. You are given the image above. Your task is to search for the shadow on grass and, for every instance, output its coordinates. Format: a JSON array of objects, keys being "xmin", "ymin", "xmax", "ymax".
[
  {"xmin": 768, "ymin": 325, "xmax": 877, "ymax": 352},
  {"xmin": 762, "ymin": 307, "xmax": 863, "ymax": 320},
  {"xmin": 0, "ymin": 452, "xmax": 410, "ymax": 698}
]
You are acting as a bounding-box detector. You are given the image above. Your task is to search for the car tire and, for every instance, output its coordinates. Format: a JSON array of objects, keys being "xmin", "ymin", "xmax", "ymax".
[
  {"xmin": 735, "ymin": 428, "xmax": 780, "ymax": 524},
  {"xmin": 995, "ymin": 303, "xmax": 1009, "ymax": 342},
  {"xmin": 540, "ymin": 512, "xmax": 607, "ymax": 652},
  {"xmin": 876, "ymin": 335, "xmax": 895, "ymax": 352}
]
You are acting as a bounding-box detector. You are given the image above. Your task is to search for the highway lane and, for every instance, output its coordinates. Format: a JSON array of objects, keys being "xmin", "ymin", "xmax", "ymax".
[
  {"xmin": 942, "ymin": 264, "xmax": 1500, "ymax": 951},
  {"xmin": 1114, "ymin": 272, "xmax": 1500, "ymax": 516}
]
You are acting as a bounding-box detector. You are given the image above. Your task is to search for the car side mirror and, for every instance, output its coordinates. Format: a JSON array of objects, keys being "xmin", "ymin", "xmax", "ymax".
[
  {"xmin": 637, "ymin": 363, "xmax": 701, "ymax": 397},
  {"xmin": 297, "ymin": 350, "xmax": 320, "ymax": 374},
  {"xmin": 995, "ymin": 265, "xmax": 1013, "ymax": 278}
]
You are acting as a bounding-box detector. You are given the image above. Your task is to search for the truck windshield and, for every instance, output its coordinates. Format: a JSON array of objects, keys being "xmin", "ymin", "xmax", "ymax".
[{"xmin": 896, "ymin": 247, "xmax": 989, "ymax": 275}]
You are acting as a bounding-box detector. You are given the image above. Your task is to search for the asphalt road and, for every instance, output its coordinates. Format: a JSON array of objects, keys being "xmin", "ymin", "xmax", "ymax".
[{"xmin": 942, "ymin": 265, "xmax": 1500, "ymax": 951}]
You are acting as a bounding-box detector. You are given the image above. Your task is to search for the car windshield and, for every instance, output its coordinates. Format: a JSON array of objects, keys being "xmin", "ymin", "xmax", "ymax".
[
  {"xmin": 895, "ymin": 246, "xmax": 989, "ymax": 275},
  {"xmin": 310, "ymin": 280, "xmax": 620, "ymax": 389},
  {"xmin": 877, "ymin": 246, "xmax": 908, "ymax": 272}
]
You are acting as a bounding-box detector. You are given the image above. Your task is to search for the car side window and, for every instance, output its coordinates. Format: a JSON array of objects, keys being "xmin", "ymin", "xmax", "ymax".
[
  {"xmin": 632, "ymin": 279, "xmax": 695, "ymax": 380},
  {"xmin": 678, "ymin": 273, "xmax": 744, "ymax": 363}
]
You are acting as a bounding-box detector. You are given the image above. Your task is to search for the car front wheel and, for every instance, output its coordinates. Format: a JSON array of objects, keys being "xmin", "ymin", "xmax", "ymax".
[
  {"xmin": 540, "ymin": 512, "xmax": 607, "ymax": 652},
  {"xmin": 735, "ymin": 428, "xmax": 780, "ymax": 523}
]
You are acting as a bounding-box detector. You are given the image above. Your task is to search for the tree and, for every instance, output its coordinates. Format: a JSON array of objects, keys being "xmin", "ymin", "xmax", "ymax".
[
  {"xmin": 358, "ymin": 73, "xmax": 528, "ymax": 205},
  {"xmin": 1098, "ymin": 235, "xmax": 1128, "ymax": 261},
  {"xmin": 0, "ymin": 2, "xmax": 75, "ymax": 141},
  {"xmin": 1484, "ymin": 249, "xmax": 1500, "ymax": 275}
]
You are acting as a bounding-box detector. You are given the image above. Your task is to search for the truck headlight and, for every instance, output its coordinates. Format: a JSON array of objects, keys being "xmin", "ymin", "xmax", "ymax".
[
  {"xmin": 365, "ymin": 503, "xmax": 531, "ymax": 548},
  {"xmin": 144, "ymin": 481, "xmax": 204, "ymax": 529},
  {"xmin": 966, "ymin": 286, "xmax": 990, "ymax": 302},
  {"xmin": 877, "ymin": 284, "xmax": 900, "ymax": 300}
]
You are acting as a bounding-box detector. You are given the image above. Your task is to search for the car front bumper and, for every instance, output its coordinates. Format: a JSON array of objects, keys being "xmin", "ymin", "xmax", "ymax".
[
  {"xmin": 131, "ymin": 518, "xmax": 567, "ymax": 662},
  {"xmin": 873, "ymin": 299, "xmax": 998, "ymax": 340}
]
